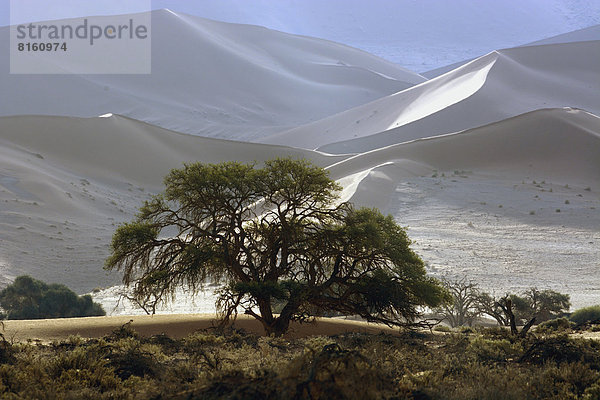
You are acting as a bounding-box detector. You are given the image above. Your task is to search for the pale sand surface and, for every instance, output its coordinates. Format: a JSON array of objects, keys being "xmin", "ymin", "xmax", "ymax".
[
  {"xmin": 1, "ymin": 314, "xmax": 399, "ymax": 343},
  {"xmin": 265, "ymin": 41, "xmax": 600, "ymax": 152},
  {"xmin": 0, "ymin": 10, "xmax": 422, "ymax": 142},
  {"xmin": 1, "ymin": 108, "xmax": 598, "ymax": 309}
]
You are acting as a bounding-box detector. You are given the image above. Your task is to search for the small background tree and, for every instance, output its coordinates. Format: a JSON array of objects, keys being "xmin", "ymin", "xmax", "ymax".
[
  {"xmin": 0, "ymin": 275, "xmax": 105, "ymax": 319},
  {"xmin": 434, "ymin": 277, "xmax": 480, "ymax": 327},
  {"xmin": 476, "ymin": 288, "xmax": 570, "ymax": 335},
  {"xmin": 106, "ymin": 159, "xmax": 448, "ymax": 336}
]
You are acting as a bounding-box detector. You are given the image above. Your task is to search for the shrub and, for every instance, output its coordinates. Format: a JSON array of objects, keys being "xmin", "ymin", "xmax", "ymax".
[
  {"xmin": 467, "ymin": 337, "xmax": 523, "ymax": 363},
  {"xmin": 519, "ymin": 336, "xmax": 600, "ymax": 367},
  {"xmin": 570, "ymin": 306, "xmax": 600, "ymax": 325},
  {"xmin": 536, "ymin": 317, "xmax": 575, "ymax": 334},
  {"xmin": 107, "ymin": 341, "xmax": 159, "ymax": 380},
  {"xmin": 0, "ymin": 276, "xmax": 105, "ymax": 319}
]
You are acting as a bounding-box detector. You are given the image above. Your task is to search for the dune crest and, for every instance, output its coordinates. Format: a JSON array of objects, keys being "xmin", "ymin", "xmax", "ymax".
[
  {"xmin": 0, "ymin": 10, "xmax": 424, "ymax": 141},
  {"xmin": 263, "ymin": 40, "xmax": 600, "ymax": 152}
]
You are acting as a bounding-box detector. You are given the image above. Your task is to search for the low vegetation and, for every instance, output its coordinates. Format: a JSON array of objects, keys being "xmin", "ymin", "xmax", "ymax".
[
  {"xmin": 570, "ymin": 306, "xmax": 600, "ymax": 326},
  {"xmin": 0, "ymin": 275, "xmax": 105, "ymax": 320},
  {"xmin": 434, "ymin": 278, "xmax": 570, "ymax": 336},
  {"xmin": 1, "ymin": 324, "xmax": 600, "ymax": 399}
]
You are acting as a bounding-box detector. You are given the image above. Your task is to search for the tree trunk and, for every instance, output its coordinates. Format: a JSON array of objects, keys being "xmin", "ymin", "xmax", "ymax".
[
  {"xmin": 506, "ymin": 303, "xmax": 518, "ymax": 335},
  {"xmin": 520, "ymin": 317, "xmax": 536, "ymax": 337},
  {"xmin": 254, "ymin": 297, "xmax": 276, "ymax": 336},
  {"xmin": 499, "ymin": 298, "xmax": 518, "ymax": 335},
  {"xmin": 271, "ymin": 317, "xmax": 291, "ymax": 337}
]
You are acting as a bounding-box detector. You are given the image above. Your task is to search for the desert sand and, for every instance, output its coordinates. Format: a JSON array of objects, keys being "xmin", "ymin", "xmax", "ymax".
[
  {"xmin": 1, "ymin": 314, "xmax": 399, "ymax": 343},
  {"xmin": 0, "ymin": 10, "xmax": 423, "ymax": 141},
  {"xmin": 264, "ymin": 41, "xmax": 600, "ymax": 152}
]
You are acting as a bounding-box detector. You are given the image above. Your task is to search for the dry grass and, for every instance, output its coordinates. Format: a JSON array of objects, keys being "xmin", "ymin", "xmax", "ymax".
[{"xmin": 0, "ymin": 319, "xmax": 599, "ymax": 399}]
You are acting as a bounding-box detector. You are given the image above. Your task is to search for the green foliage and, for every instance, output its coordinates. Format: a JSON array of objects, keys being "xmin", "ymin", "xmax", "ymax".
[
  {"xmin": 475, "ymin": 288, "xmax": 570, "ymax": 333},
  {"xmin": 570, "ymin": 305, "xmax": 600, "ymax": 325},
  {"xmin": 0, "ymin": 276, "xmax": 105, "ymax": 320},
  {"xmin": 106, "ymin": 339, "xmax": 159, "ymax": 380},
  {"xmin": 467, "ymin": 336, "xmax": 523, "ymax": 363},
  {"xmin": 107, "ymin": 158, "xmax": 447, "ymax": 335},
  {"xmin": 536, "ymin": 317, "xmax": 575, "ymax": 334},
  {"xmin": 433, "ymin": 325, "xmax": 451, "ymax": 333},
  {"xmin": 512, "ymin": 288, "xmax": 571, "ymax": 323},
  {"xmin": 519, "ymin": 335, "xmax": 600, "ymax": 366}
]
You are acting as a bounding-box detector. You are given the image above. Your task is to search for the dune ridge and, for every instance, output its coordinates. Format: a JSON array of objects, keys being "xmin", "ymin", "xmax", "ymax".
[
  {"xmin": 263, "ymin": 40, "xmax": 600, "ymax": 153},
  {"xmin": 0, "ymin": 10, "xmax": 424, "ymax": 141}
]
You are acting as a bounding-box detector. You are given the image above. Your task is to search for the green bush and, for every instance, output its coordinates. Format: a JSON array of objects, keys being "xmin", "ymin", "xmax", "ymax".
[
  {"xmin": 467, "ymin": 337, "xmax": 523, "ymax": 363},
  {"xmin": 0, "ymin": 275, "xmax": 105, "ymax": 319},
  {"xmin": 536, "ymin": 317, "xmax": 575, "ymax": 334},
  {"xmin": 570, "ymin": 305, "xmax": 600, "ymax": 325}
]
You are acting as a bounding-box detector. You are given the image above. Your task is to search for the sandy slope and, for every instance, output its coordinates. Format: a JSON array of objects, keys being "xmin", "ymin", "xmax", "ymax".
[
  {"xmin": 0, "ymin": 10, "xmax": 424, "ymax": 141},
  {"xmin": 329, "ymin": 108, "xmax": 600, "ymax": 308},
  {"xmin": 1, "ymin": 108, "xmax": 597, "ymax": 310},
  {"xmin": 1, "ymin": 15, "xmax": 599, "ymax": 315},
  {"xmin": 0, "ymin": 114, "xmax": 344, "ymax": 189},
  {"xmin": 326, "ymin": 108, "xmax": 600, "ymax": 185},
  {"xmin": 263, "ymin": 40, "xmax": 600, "ymax": 152},
  {"xmin": 137, "ymin": 1, "xmax": 600, "ymax": 72},
  {"xmin": 1, "ymin": 314, "xmax": 399, "ymax": 343},
  {"xmin": 0, "ymin": 114, "xmax": 345, "ymax": 291}
]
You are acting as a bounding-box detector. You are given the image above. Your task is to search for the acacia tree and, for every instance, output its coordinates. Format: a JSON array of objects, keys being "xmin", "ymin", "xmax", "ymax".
[
  {"xmin": 476, "ymin": 289, "xmax": 570, "ymax": 336},
  {"xmin": 106, "ymin": 159, "xmax": 448, "ymax": 336},
  {"xmin": 434, "ymin": 277, "xmax": 481, "ymax": 327}
]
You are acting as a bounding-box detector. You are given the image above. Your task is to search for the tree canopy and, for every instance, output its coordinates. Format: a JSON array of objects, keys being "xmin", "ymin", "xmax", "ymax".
[
  {"xmin": 106, "ymin": 158, "xmax": 448, "ymax": 336},
  {"xmin": 435, "ymin": 278, "xmax": 570, "ymax": 335},
  {"xmin": 0, "ymin": 275, "xmax": 105, "ymax": 320}
]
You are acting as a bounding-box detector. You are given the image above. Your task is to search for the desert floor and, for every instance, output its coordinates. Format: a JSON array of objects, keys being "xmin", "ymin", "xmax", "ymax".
[{"xmin": 1, "ymin": 314, "xmax": 400, "ymax": 343}]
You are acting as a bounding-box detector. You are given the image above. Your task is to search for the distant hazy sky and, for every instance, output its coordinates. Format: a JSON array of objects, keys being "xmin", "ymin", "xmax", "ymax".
[{"xmin": 3, "ymin": 0, "xmax": 600, "ymax": 71}]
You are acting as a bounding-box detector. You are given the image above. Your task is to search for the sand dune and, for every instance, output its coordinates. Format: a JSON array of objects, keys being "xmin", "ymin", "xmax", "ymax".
[
  {"xmin": 526, "ymin": 23, "xmax": 600, "ymax": 46},
  {"xmin": 1, "ymin": 107, "xmax": 597, "ymax": 308},
  {"xmin": 263, "ymin": 40, "xmax": 600, "ymax": 153},
  {"xmin": 327, "ymin": 108, "xmax": 600, "ymax": 185},
  {"xmin": 0, "ymin": 114, "xmax": 344, "ymax": 190},
  {"xmin": 1, "ymin": 14, "xmax": 598, "ymax": 314},
  {"xmin": 0, "ymin": 10, "xmax": 424, "ymax": 141}
]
